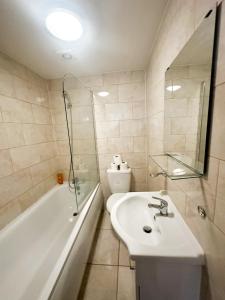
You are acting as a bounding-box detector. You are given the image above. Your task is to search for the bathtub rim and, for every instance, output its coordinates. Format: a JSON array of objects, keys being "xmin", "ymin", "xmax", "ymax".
[{"xmin": 0, "ymin": 182, "xmax": 95, "ymax": 236}]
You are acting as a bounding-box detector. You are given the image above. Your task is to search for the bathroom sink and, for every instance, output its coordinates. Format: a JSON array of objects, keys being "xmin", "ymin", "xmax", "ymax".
[{"xmin": 110, "ymin": 192, "xmax": 204, "ymax": 264}]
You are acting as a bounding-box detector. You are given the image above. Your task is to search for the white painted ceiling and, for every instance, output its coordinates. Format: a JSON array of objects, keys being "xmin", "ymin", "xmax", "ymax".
[{"xmin": 0, "ymin": 0, "xmax": 167, "ymax": 79}]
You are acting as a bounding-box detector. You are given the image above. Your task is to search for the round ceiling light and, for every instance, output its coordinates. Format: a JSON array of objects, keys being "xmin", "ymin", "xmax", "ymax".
[
  {"xmin": 97, "ymin": 91, "xmax": 109, "ymax": 97},
  {"xmin": 46, "ymin": 10, "xmax": 83, "ymax": 41},
  {"xmin": 166, "ymin": 85, "xmax": 181, "ymax": 92}
]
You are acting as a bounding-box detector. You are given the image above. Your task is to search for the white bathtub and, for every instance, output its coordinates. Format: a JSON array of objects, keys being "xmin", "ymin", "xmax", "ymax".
[{"xmin": 0, "ymin": 182, "xmax": 103, "ymax": 300}]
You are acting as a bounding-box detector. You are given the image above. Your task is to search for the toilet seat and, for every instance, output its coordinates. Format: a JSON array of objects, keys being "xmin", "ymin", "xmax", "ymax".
[{"xmin": 106, "ymin": 193, "xmax": 125, "ymax": 213}]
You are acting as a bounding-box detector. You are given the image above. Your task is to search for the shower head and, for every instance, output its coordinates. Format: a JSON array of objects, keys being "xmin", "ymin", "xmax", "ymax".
[{"xmin": 63, "ymin": 90, "xmax": 72, "ymax": 109}]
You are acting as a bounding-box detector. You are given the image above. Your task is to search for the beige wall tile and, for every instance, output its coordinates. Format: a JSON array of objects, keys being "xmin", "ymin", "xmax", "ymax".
[
  {"xmin": 32, "ymin": 104, "xmax": 51, "ymax": 124},
  {"xmin": 74, "ymin": 123, "xmax": 95, "ymax": 139},
  {"xmin": 214, "ymin": 160, "xmax": 225, "ymax": 234},
  {"xmin": 30, "ymin": 160, "xmax": 52, "ymax": 185},
  {"xmin": 0, "ymin": 124, "xmax": 9, "ymax": 149},
  {"xmin": 105, "ymin": 103, "xmax": 132, "ymax": 121},
  {"xmin": 149, "ymin": 112, "xmax": 164, "ymax": 139},
  {"xmin": 80, "ymin": 75, "xmax": 103, "ymax": 87},
  {"xmin": 120, "ymin": 119, "xmax": 145, "ymax": 137},
  {"xmin": 210, "ymin": 84, "xmax": 225, "ymax": 160},
  {"xmin": 132, "ymin": 102, "xmax": 145, "ymax": 119},
  {"xmin": 118, "ymin": 70, "xmax": 144, "ymax": 84},
  {"xmin": 53, "ymin": 125, "xmax": 67, "ymax": 140},
  {"xmin": 6, "ymin": 123, "xmax": 25, "ymax": 147},
  {"xmin": 67, "ymin": 88, "xmax": 92, "ymax": 106},
  {"xmin": 133, "ymin": 136, "xmax": 146, "ymax": 153},
  {"xmin": 170, "ymin": 117, "xmax": 198, "ymax": 135},
  {"xmin": 175, "ymin": 157, "xmax": 219, "ymax": 220},
  {"xmin": 166, "ymin": 178, "xmax": 186, "ymax": 215},
  {"xmin": 103, "ymin": 72, "xmax": 119, "ymax": 85},
  {"xmin": 51, "ymin": 109, "xmax": 66, "ymax": 125},
  {"xmin": 132, "ymin": 181, "xmax": 148, "ymax": 192},
  {"xmin": 119, "ymin": 82, "xmax": 145, "ymax": 102},
  {"xmin": 10, "ymin": 145, "xmax": 41, "ymax": 171},
  {"xmin": 0, "ymin": 200, "xmax": 21, "ymax": 229},
  {"xmin": 185, "ymin": 196, "xmax": 225, "ymax": 298},
  {"xmin": 0, "ymin": 52, "xmax": 57, "ymax": 228},
  {"xmin": 132, "ymin": 168, "xmax": 147, "ymax": 184},
  {"xmin": 96, "ymin": 121, "xmax": 120, "ymax": 138},
  {"xmin": 0, "ymin": 53, "xmax": 27, "ymax": 80},
  {"xmin": 0, "ymin": 150, "xmax": 13, "ymax": 178},
  {"xmin": 165, "ymin": 135, "xmax": 186, "ymax": 152},
  {"xmin": 72, "ymin": 106, "xmax": 93, "ymax": 123},
  {"xmin": 147, "ymin": 80, "xmax": 165, "ymax": 116},
  {"xmin": 0, "ymin": 69, "xmax": 15, "ymax": 97},
  {"xmin": 39, "ymin": 142, "xmax": 56, "ymax": 161},
  {"xmin": 23, "ymin": 124, "xmax": 46, "ymax": 145},
  {"xmin": 98, "ymin": 154, "xmax": 113, "ymax": 170},
  {"xmin": 92, "ymin": 71, "xmax": 147, "ymax": 199},
  {"xmin": 75, "ymin": 138, "xmax": 96, "ymax": 154},
  {"xmin": 13, "ymin": 76, "xmax": 32, "ymax": 102},
  {"xmin": 0, "ymin": 169, "xmax": 32, "ymax": 208},
  {"xmin": 123, "ymin": 153, "xmax": 146, "ymax": 169},
  {"xmin": 96, "ymin": 138, "xmax": 107, "ymax": 154},
  {"xmin": 0, "ymin": 95, "xmax": 33, "ymax": 123},
  {"xmin": 94, "ymin": 104, "xmax": 105, "ymax": 122},
  {"xmin": 107, "ymin": 137, "xmax": 133, "ymax": 154},
  {"xmin": 17, "ymin": 189, "xmax": 37, "ymax": 211}
]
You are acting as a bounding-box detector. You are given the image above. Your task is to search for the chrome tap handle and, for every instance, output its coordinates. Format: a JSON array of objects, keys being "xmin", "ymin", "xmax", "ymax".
[
  {"xmin": 149, "ymin": 196, "xmax": 168, "ymax": 216},
  {"xmin": 152, "ymin": 196, "xmax": 168, "ymax": 208}
]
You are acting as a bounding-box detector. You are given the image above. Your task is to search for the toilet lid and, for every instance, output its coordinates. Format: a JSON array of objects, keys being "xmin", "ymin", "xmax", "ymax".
[{"xmin": 106, "ymin": 193, "xmax": 125, "ymax": 213}]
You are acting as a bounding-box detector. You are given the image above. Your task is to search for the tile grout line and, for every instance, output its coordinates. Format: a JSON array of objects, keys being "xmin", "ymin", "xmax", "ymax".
[{"xmin": 116, "ymin": 240, "xmax": 121, "ymax": 300}]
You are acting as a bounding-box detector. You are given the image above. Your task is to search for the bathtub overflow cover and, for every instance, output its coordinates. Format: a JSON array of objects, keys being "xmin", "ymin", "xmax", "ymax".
[{"xmin": 143, "ymin": 225, "xmax": 152, "ymax": 233}]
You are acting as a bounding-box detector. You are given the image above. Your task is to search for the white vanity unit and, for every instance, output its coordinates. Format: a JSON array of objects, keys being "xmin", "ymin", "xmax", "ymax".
[{"xmin": 110, "ymin": 192, "xmax": 204, "ymax": 300}]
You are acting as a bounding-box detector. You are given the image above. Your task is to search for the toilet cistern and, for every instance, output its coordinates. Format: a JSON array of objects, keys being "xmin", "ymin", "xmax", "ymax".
[{"xmin": 106, "ymin": 155, "xmax": 131, "ymax": 213}]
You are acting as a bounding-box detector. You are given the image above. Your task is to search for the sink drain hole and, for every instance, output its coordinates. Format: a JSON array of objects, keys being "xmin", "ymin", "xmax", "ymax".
[{"xmin": 143, "ymin": 225, "xmax": 152, "ymax": 233}]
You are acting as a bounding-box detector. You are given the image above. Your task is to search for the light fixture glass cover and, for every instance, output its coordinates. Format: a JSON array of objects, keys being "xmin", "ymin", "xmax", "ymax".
[{"xmin": 46, "ymin": 10, "xmax": 83, "ymax": 41}]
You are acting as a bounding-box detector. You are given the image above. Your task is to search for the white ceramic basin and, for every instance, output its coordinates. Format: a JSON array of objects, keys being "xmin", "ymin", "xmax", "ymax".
[{"xmin": 111, "ymin": 192, "xmax": 204, "ymax": 265}]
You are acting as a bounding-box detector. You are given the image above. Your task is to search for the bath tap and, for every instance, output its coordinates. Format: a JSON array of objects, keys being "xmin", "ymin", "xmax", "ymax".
[{"xmin": 148, "ymin": 196, "xmax": 168, "ymax": 216}]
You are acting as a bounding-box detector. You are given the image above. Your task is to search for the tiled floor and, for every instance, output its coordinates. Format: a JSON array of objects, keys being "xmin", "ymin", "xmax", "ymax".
[{"xmin": 78, "ymin": 211, "xmax": 136, "ymax": 300}]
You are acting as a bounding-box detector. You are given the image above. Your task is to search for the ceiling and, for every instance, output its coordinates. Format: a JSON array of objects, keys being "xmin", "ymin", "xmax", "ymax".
[{"xmin": 0, "ymin": 0, "xmax": 167, "ymax": 79}]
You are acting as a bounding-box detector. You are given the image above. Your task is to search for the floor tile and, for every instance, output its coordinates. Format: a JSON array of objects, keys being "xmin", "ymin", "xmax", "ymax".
[
  {"xmin": 98, "ymin": 210, "xmax": 112, "ymax": 230},
  {"xmin": 117, "ymin": 266, "xmax": 136, "ymax": 300},
  {"xmin": 89, "ymin": 229, "xmax": 119, "ymax": 265},
  {"xmin": 119, "ymin": 241, "xmax": 130, "ymax": 266},
  {"xmin": 78, "ymin": 265, "xmax": 118, "ymax": 300}
]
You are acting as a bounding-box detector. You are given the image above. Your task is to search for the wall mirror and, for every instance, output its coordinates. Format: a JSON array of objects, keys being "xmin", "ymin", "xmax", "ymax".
[{"xmin": 164, "ymin": 8, "xmax": 217, "ymax": 176}]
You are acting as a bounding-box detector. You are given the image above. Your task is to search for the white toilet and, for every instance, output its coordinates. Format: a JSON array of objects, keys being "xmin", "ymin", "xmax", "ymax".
[{"xmin": 106, "ymin": 168, "xmax": 131, "ymax": 213}]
